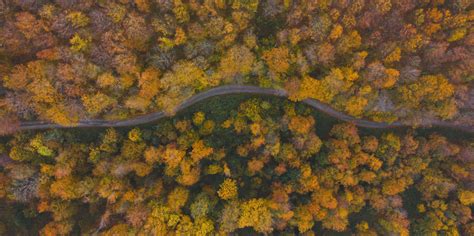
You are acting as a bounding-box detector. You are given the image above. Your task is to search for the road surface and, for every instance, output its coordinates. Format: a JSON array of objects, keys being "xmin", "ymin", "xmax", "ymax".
[{"xmin": 18, "ymin": 85, "xmax": 474, "ymax": 133}]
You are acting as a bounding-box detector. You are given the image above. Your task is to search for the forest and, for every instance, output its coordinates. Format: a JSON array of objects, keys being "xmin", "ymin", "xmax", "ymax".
[
  {"xmin": 0, "ymin": 0, "xmax": 473, "ymax": 133},
  {"xmin": 0, "ymin": 0, "xmax": 473, "ymax": 235},
  {"xmin": 0, "ymin": 95, "xmax": 473, "ymax": 235}
]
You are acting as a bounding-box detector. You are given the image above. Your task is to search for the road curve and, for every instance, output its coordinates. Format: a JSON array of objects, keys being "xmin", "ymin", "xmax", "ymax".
[{"xmin": 18, "ymin": 85, "xmax": 474, "ymax": 133}]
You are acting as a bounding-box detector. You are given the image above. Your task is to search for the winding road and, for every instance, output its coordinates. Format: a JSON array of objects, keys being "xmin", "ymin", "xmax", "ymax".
[{"xmin": 18, "ymin": 85, "xmax": 474, "ymax": 133}]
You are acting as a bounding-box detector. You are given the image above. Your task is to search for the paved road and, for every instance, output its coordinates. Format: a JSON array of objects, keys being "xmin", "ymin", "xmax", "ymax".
[{"xmin": 18, "ymin": 85, "xmax": 474, "ymax": 133}]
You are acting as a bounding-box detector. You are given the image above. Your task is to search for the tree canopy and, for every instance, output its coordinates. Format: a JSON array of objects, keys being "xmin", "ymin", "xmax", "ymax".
[
  {"xmin": 0, "ymin": 97, "xmax": 472, "ymax": 235},
  {"xmin": 0, "ymin": 0, "xmax": 472, "ymax": 133}
]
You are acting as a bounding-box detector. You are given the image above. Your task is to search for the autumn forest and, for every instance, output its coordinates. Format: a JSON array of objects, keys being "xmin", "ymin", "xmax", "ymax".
[{"xmin": 0, "ymin": 0, "xmax": 473, "ymax": 235}]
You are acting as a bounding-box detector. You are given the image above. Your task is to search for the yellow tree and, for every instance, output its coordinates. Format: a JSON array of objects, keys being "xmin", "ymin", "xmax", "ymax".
[
  {"xmin": 458, "ymin": 190, "xmax": 474, "ymax": 206},
  {"xmin": 345, "ymin": 96, "xmax": 368, "ymax": 117},
  {"xmin": 238, "ymin": 198, "xmax": 273, "ymax": 233},
  {"xmin": 397, "ymin": 74, "xmax": 455, "ymax": 118},
  {"xmin": 167, "ymin": 187, "xmax": 189, "ymax": 212},
  {"xmin": 262, "ymin": 47, "xmax": 290, "ymax": 74},
  {"xmin": 161, "ymin": 144, "xmax": 186, "ymax": 171},
  {"xmin": 292, "ymin": 206, "xmax": 314, "ymax": 233},
  {"xmin": 190, "ymin": 140, "xmax": 214, "ymax": 163},
  {"xmin": 216, "ymin": 45, "xmax": 255, "ymax": 82},
  {"xmin": 217, "ymin": 179, "xmax": 238, "ymax": 200},
  {"xmin": 138, "ymin": 67, "xmax": 161, "ymax": 100},
  {"xmin": 44, "ymin": 105, "xmax": 79, "ymax": 126},
  {"xmin": 159, "ymin": 61, "xmax": 209, "ymax": 114},
  {"xmin": 82, "ymin": 92, "xmax": 116, "ymax": 116},
  {"xmin": 288, "ymin": 115, "xmax": 315, "ymax": 135}
]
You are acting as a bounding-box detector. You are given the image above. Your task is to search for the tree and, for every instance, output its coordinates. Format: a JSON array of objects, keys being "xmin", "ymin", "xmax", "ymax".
[
  {"xmin": 311, "ymin": 188, "xmax": 338, "ymax": 209},
  {"xmin": 345, "ymin": 96, "xmax": 368, "ymax": 118},
  {"xmin": 137, "ymin": 67, "xmax": 161, "ymax": 100},
  {"xmin": 217, "ymin": 178, "xmax": 238, "ymax": 200},
  {"xmin": 177, "ymin": 159, "xmax": 201, "ymax": 186},
  {"xmin": 193, "ymin": 217, "xmax": 215, "ymax": 235},
  {"xmin": 96, "ymin": 72, "xmax": 116, "ymax": 88},
  {"xmin": 262, "ymin": 47, "xmax": 290, "ymax": 74},
  {"xmin": 50, "ymin": 177, "xmax": 84, "ymax": 200},
  {"xmin": 69, "ymin": 33, "xmax": 91, "ymax": 52},
  {"xmin": 43, "ymin": 104, "xmax": 79, "ymax": 126},
  {"xmin": 10, "ymin": 174, "xmax": 39, "ymax": 202},
  {"xmin": 384, "ymin": 47, "xmax": 401, "ymax": 64},
  {"xmin": 190, "ymin": 193, "xmax": 211, "ymax": 219},
  {"xmin": 159, "ymin": 61, "xmax": 209, "ymax": 114},
  {"xmin": 161, "ymin": 144, "xmax": 186, "ymax": 171},
  {"xmin": 123, "ymin": 13, "xmax": 152, "ymax": 51},
  {"xmin": 216, "ymin": 45, "xmax": 255, "ymax": 82},
  {"xmin": 290, "ymin": 75, "xmax": 322, "ymax": 102},
  {"xmin": 219, "ymin": 202, "xmax": 241, "ymax": 233},
  {"xmin": 128, "ymin": 128, "xmax": 142, "ymax": 142},
  {"xmin": 292, "ymin": 206, "xmax": 314, "ymax": 233},
  {"xmin": 190, "ymin": 140, "xmax": 214, "ymax": 162},
  {"xmin": 382, "ymin": 177, "xmax": 412, "ymax": 196},
  {"xmin": 336, "ymin": 30, "xmax": 361, "ymax": 54},
  {"xmin": 41, "ymin": 221, "xmax": 74, "ymax": 236},
  {"xmin": 381, "ymin": 68, "xmax": 399, "ymax": 88},
  {"xmin": 66, "ymin": 11, "xmax": 90, "ymax": 28},
  {"xmin": 173, "ymin": 0, "xmax": 190, "ymax": 23},
  {"xmin": 126, "ymin": 204, "xmax": 149, "ymax": 227},
  {"xmin": 397, "ymin": 74, "xmax": 454, "ymax": 109},
  {"xmin": 134, "ymin": 0, "xmax": 150, "ymax": 12},
  {"xmin": 82, "ymin": 92, "xmax": 116, "ymax": 116},
  {"xmin": 14, "ymin": 12, "xmax": 43, "ymax": 40},
  {"xmin": 288, "ymin": 115, "xmax": 315, "ymax": 135},
  {"xmin": 355, "ymin": 221, "xmax": 377, "ymax": 236},
  {"xmin": 417, "ymin": 168, "xmax": 456, "ymax": 200},
  {"xmin": 192, "ymin": 112, "xmax": 205, "ymax": 126},
  {"xmin": 238, "ymin": 198, "xmax": 273, "ymax": 233},
  {"xmin": 167, "ymin": 187, "xmax": 189, "ymax": 212},
  {"xmin": 322, "ymin": 207, "xmax": 350, "ymax": 231},
  {"xmin": 458, "ymin": 190, "xmax": 474, "ymax": 206},
  {"xmin": 330, "ymin": 123, "xmax": 361, "ymax": 146},
  {"xmin": 292, "ymin": 68, "xmax": 355, "ymax": 103},
  {"xmin": 329, "ymin": 24, "xmax": 343, "ymax": 41}
]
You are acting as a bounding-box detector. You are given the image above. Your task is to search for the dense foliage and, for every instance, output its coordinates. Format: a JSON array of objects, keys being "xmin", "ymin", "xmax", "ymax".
[
  {"xmin": 0, "ymin": 98, "xmax": 472, "ymax": 235},
  {"xmin": 0, "ymin": 0, "xmax": 473, "ymax": 132}
]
